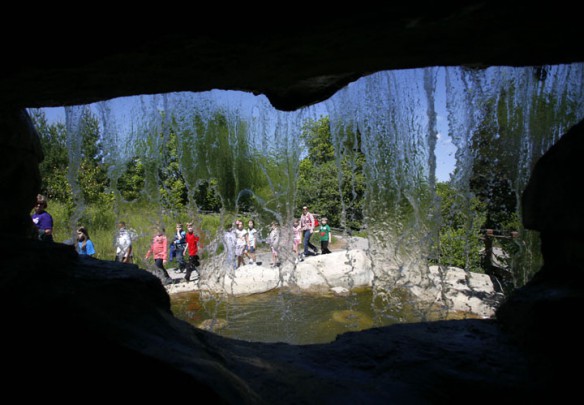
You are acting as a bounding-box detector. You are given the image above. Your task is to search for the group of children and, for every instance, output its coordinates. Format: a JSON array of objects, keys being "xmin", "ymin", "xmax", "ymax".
[
  {"xmin": 293, "ymin": 214, "xmax": 332, "ymax": 263},
  {"xmin": 295, "ymin": 205, "xmax": 332, "ymax": 262},
  {"xmin": 30, "ymin": 194, "xmax": 201, "ymax": 285},
  {"xmin": 231, "ymin": 208, "xmax": 333, "ymax": 269},
  {"xmin": 228, "ymin": 219, "xmax": 281, "ymax": 268},
  {"xmin": 31, "ymin": 194, "xmax": 332, "ymax": 280},
  {"xmin": 144, "ymin": 222, "xmax": 201, "ymax": 284},
  {"xmin": 234, "ymin": 219, "xmax": 261, "ymax": 268}
]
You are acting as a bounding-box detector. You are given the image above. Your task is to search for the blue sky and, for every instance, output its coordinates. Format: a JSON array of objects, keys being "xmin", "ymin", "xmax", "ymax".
[{"xmin": 40, "ymin": 81, "xmax": 457, "ymax": 182}]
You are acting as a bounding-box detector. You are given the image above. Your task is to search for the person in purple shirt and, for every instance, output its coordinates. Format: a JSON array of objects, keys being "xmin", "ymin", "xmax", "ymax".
[{"xmin": 31, "ymin": 194, "xmax": 54, "ymax": 242}]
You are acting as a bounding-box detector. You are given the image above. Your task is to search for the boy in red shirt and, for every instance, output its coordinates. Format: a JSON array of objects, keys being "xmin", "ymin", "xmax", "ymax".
[{"xmin": 184, "ymin": 222, "xmax": 201, "ymax": 282}]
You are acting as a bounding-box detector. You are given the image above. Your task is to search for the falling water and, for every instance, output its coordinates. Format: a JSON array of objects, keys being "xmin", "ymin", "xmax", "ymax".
[{"xmin": 36, "ymin": 63, "xmax": 584, "ymax": 342}]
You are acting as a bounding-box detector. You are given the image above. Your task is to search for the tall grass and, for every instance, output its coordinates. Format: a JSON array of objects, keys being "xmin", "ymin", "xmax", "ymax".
[
  {"xmin": 44, "ymin": 201, "xmax": 228, "ymax": 268},
  {"xmin": 40, "ymin": 201, "xmax": 345, "ymax": 269}
]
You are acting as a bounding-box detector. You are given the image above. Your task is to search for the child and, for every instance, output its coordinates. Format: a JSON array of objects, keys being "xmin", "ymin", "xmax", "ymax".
[
  {"xmin": 292, "ymin": 218, "xmax": 302, "ymax": 262},
  {"xmin": 145, "ymin": 227, "xmax": 171, "ymax": 282},
  {"xmin": 245, "ymin": 219, "xmax": 258, "ymax": 265},
  {"xmin": 223, "ymin": 222, "xmax": 238, "ymax": 270},
  {"xmin": 319, "ymin": 217, "xmax": 332, "ymax": 254},
  {"xmin": 76, "ymin": 226, "xmax": 96, "ymax": 257},
  {"xmin": 234, "ymin": 220, "xmax": 248, "ymax": 268},
  {"xmin": 267, "ymin": 221, "xmax": 280, "ymax": 267},
  {"xmin": 184, "ymin": 222, "xmax": 201, "ymax": 282},
  {"xmin": 172, "ymin": 223, "xmax": 187, "ymax": 273},
  {"xmin": 114, "ymin": 221, "xmax": 133, "ymax": 263}
]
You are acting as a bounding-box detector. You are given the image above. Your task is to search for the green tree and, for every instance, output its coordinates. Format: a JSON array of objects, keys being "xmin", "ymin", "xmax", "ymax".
[
  {"xmin": 76, "ymin": 108, "xmax": 109, "ymax": 204},
  {"xmin": 158, "ymin": 125, "xmax": 188, "ymax": 211},
  {"xmin": 433, "ymin": 181, "xmax": 486, "ymax": 272},
  {"xmin": 297, "ymin": 116, "xmax": 365, "ymax": 230},
  {"xmin": 176, "ymin": 112, "xmax": 260, "ymax": 213},
  {"xmin": 30, "ymin": 109, "xmax": 71, "ymax": 203},
  {"xmin": 117, "ymin": 157, "xmax": 145, "ymax": 201}
]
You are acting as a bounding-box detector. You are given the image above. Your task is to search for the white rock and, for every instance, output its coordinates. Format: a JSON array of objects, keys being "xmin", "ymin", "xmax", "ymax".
[{"xmin": 166, "ymin": 249, "xmax": 500, "ymax": 318}]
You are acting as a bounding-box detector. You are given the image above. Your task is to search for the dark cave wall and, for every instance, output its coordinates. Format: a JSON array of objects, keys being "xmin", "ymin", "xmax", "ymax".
[
  {"xmin": 0, "ymin": 3, "xmax": 583, "ymax": 403},
  {"xmin": 1, "ymin": 3, "xmax": 582, "ymax": 111}
]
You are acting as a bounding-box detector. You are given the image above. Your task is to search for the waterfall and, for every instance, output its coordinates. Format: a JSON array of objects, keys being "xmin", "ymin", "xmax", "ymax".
[{"xmin": 34, "ymin": 63, "xmax": 584, "ymax": 325}]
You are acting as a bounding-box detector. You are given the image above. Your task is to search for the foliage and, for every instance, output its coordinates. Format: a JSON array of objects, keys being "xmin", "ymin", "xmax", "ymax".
[
  {"xmin": 171, "ymin": 112, "xmax": 264, "ymax": 214},
  {"xmin": 117, "ymin": 158, "xmax": 145, "ymax": 202},
  {"xmin": 432, "ymin": 182, "xmax": 486, "ymax": 273},
  {"xmin": 31, "ymin": 108, "xmax": 111, "ymax": 206},
  {"xmin": 76, "ymin": 108, "xmax": 110, "ymax": 204},
  {"xmin": 34, "ymin": 102, "xmax": 559, "ymax": 283},
  {"xmin": 297, "ymin": 116, "xmax": 365, "ymax": 230},
  {"xmin": 30, "ymin": 109, "xmax": 71, "ymax": 202},
  {"xmin": 468, "ymin": 97, "xmax": 519, "ymax": 231}
]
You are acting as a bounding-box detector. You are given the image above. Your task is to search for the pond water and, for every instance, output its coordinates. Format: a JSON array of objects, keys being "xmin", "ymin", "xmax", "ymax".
[{"xmin": 170, "ymin": 287, "xmax": 480, "ymax": 345}]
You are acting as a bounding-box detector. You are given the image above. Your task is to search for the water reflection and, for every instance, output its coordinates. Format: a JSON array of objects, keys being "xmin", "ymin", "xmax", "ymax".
[{"xmin": 170, "ymin": 287, "xmax": 482, "ymax": 345}]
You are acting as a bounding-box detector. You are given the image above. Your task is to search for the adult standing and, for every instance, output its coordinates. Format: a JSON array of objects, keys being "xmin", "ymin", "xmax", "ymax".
[
  {"xmin": 184, "ymin": 222, "xmax": 201, "ymax": 282},
  {"xmin": 31, "ymin": 194, "xmax": 53, "ymax": 242},
  {"xmin": 114, "ymin": 221, "xmax": 133, "ymax": 263},
  {"xmin": 300, "ymin": 205, "xmax": 318, "ymax": 256}
]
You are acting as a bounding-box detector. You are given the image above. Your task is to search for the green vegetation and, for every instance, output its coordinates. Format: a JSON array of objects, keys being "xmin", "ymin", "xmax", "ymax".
[
  {"xmin": 431, "ymin": 182, "xmax": 486, "ymax": 273},
  {"xmin": 297, "ymin": 116, "xmax": 365, "ymax": 230},
  {"xmin": 30, "ymin": 94, "xmax": 567, "ymax": 289}
]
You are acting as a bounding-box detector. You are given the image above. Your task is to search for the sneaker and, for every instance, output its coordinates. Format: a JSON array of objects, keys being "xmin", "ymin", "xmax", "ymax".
[{"xmin": 249, "ymin": 260, "xmax": 254, "ymax": 265}]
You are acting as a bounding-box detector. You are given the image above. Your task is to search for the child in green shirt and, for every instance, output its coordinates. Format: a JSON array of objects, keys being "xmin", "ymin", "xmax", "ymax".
[{"xmin": 318, "ymin": 217, "xmax": 332, "ymax": 254}]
